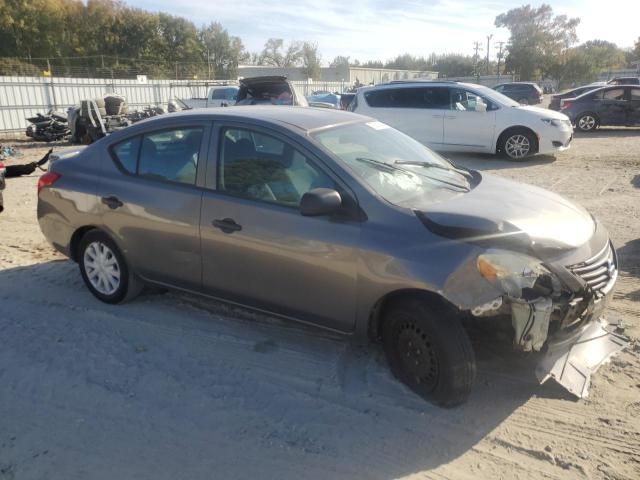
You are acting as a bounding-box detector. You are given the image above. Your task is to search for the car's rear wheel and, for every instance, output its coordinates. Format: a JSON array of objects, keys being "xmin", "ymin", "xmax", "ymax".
[
  {"xmin": 78, "ymin": 230, "xmax": 143, "ymax": 304},
  {"xmin": 518, "ymin": 98, "xmax": 529, "ymax": 105},
  {"xmin": 576, "ymin": 113, "xmax": 598, "ymax": 132},
  {"xmin": 382, "ymin": 296, "xmax": 476, "ymax": 407},
  {"xmin": 500, "ymin": 129, "xmax": 537, "ymax": 160}
]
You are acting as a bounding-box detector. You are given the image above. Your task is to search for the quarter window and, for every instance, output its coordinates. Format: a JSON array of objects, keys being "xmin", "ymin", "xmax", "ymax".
[
  {"xmin": 219, "ymin": 128, "xmax": 336, "ymax": 207},
  {"xmin": 112, "ymin": 136, "xmax": 140, "ymax": 174}
]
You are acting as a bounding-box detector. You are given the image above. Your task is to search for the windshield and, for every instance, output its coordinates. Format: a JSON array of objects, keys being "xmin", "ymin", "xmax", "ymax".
[
  {"xmin": 311, "ymin": 121, "xmax": 472, "ymax": 208},
  {"xmin": 475, "ymin": 85, "xmax": 520, "ymax": 107}
]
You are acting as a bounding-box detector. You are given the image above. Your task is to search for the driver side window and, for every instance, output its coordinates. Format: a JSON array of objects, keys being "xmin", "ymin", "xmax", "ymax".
[{"xmin": 218, "ymin": 128, "xmax": 336, "ymax": 207}]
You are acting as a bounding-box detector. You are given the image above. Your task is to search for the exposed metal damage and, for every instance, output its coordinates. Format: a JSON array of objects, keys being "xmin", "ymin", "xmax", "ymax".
[{"xmin": 471, "ymin": 242, "xmax": 629, "ymax": 398}]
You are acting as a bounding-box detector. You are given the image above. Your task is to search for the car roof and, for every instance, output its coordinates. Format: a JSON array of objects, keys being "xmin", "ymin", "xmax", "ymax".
[
  {"xmin": 125, "ymin": 106, "xmax": 366, "ymax": 134},
  {"xmin": 358, "ymin": 81, "xmax": 482, "ymax": 92}
]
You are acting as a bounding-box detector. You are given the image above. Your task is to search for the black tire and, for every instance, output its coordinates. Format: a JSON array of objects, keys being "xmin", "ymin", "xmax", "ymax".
[
  {"xmin": 382, "ymin": 296, "xmax": 476, "ymax": 407},
  {"xmin": 78, "ymin": 230, "xmax": 143, "ymax": 304},
  {"xmin": 499, "ymin": 128, "xmax": 538, "ymax": 160},
  {"xmin": 575, "ymin": 112, "xmax": 598, "ymax": 132},
  {"xmin": 518, "ymin": 98, "xmax": 529, "ymax": 105}
]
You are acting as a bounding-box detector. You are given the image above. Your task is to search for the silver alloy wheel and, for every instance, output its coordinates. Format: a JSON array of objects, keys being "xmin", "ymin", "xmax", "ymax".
[
  {"xmin": 578, "ymin": 115, "xmax": 596, "ymax": 131},
  {"xmin": 83, "ymin": 241, "xmax": 121, "ymax": 295},
  {"xmin": 505, "ymin": 134, "xmax": 531, "ymax": 159}
]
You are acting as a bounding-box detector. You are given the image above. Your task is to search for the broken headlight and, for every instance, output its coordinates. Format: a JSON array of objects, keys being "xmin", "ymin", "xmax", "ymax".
[{"xmin": 477, "ymin": 249, "xmax": 553, "ymax": 299}]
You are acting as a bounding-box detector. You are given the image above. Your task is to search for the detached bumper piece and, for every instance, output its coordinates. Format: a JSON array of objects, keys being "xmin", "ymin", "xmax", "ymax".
[{"xmin": 536, "ymin": 318, "xmax": 628, "ymax": 398}]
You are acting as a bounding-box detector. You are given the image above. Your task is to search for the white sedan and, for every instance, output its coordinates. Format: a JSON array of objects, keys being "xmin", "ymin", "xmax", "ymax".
[{"xmin": 350, "ymin": 81, "xmax": 573, "ymax": 160}]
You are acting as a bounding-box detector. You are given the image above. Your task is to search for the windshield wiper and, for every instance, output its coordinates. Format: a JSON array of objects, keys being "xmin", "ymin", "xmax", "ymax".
[
  {"xmin": 356, "ymin": 157, "xmax": 470, "ymax": 192},
  {"xmin": 394, "ymin": 160, "xmax": 474, "ymax": 180},
  {"xmin": 355, "ymin": 156, "xmax": 399, "ymax": 172}
]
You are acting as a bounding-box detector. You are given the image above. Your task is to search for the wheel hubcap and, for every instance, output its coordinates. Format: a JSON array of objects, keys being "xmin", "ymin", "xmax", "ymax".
[
  {"xmin": 84, "ymin": 241, "xmax": 121, "ymax": 295},
  {"xmin": 578, "ymin": 116, "xmax": 595, "ymax": 131},
  {"xmin": 397, "ymin": 321, "xmax": 439, "ymax": 390},
  {"xmin": 505, "ymin": 134, "xmax": 531, "ymax": 158}
]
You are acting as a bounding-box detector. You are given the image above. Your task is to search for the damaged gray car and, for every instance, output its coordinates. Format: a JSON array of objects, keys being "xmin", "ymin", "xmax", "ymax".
[{"xmin": 37, "ymin": 107, "xmax": 627, "ymax": 407}]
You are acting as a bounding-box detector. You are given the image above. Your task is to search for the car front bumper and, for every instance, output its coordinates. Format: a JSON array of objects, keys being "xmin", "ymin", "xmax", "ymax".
[
  {"xmin": 471, "ymin": 241, "xmax": 627, "ymax": 397},
  {"xmin": 537, "ymin": 125, "xmax": 573, "ymax": 155}
]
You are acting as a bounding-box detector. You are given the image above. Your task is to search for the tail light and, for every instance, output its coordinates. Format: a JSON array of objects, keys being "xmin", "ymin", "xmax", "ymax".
[
  {"xmin": 37, "ymin": 171, "xmax": 61, "ymax": 194},
  {"xmin": 560, "ymin": 100, "xmax": 572, "ymax": 109}
]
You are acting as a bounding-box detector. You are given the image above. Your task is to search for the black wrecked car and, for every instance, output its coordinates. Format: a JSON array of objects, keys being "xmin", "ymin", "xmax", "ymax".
[
  {"xmin": 561, "ymin": 85, "xmax": 640, "ymax": 132},
  {"xmin": 235, "ymin": 76, "xmax": 309, "ymax": 107}
]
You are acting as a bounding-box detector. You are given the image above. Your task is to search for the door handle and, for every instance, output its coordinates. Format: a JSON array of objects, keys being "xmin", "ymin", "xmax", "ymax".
[
  {"xmin": 446, "ymin": 116, "xmax": 457, "ymax": 119},
  {"xmin": 101, "ymin": 196, "xmax": 123, "ymax": 209},
  {"xmin": 212, "ymin": 218, "xmax": 242, "ymax": 233}
]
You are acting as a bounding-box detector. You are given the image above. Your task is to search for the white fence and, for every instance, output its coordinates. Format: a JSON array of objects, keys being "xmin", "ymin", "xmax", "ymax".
[{"xmin": 0, "ymin": 76, "xmax": 352, "ymax": 135}]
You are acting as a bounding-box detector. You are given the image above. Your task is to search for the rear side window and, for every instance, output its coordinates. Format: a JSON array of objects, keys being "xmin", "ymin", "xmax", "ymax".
[
  {"xmin": 602, "ymin": 89, "xmax": 625, "ymax": 100},
  {"xmin": 112, "ymin": 136, "xmax": 141, "ymax": 174},
  {"xmin": 631, "ymin": 88, "xmax": 640, "ymax": 100},
  {"xmin": 364, "ymin": 87, "xmax": 449, "ymax": 109},
  {"xmin": 138, "ymin": 128, "xmax": 203, "ymax": 185}
]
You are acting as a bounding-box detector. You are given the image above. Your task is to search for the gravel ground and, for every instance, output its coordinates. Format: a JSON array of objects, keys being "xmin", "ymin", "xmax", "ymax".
[{"xmin": 0, "ymin": 130, "xmax": 639, "ymax": 480}]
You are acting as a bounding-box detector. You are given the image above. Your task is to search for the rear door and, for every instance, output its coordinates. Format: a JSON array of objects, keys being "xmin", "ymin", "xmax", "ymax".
[
  {"xmin": 443, "ymin": 88, "xmax": 496, "ymax": 150},
  {"xmin": 199, "ymin": 123, "xmax": 361, "ymax": 332},
  {"xmin": 627, "ymin": 87, "xmax": 640, "ymax": 125},
  {"xmin": 101, "ymin": 122, "xmax": 210, "ymax": 290},
  {"xmin": 362, "ymin": 86, "xmax": 447, "ymax": 148},
  {"xmin": 595, "ymin": 88, "xmax": 627, "ymax": 125}
]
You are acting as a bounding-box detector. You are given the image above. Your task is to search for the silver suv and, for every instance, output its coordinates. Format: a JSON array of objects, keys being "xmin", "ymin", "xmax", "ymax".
[{"xmin": 37, "ymin": 107, "xmax": 624, "ymax": 406}]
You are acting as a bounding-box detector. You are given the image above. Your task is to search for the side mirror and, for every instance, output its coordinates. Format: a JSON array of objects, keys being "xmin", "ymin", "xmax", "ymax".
[{"xmin": 300, "ymin": 188, "xmax": 342, "ymax": 216}]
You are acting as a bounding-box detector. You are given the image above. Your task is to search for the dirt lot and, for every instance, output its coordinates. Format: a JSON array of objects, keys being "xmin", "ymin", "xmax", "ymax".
[{"xmin": 0, "ymin": 131, "xmax": 639, "ymax": 480}]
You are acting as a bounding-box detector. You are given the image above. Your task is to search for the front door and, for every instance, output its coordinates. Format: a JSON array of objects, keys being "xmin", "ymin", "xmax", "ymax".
[
  {"xmin": 200, "ymin": 125, "xmax": 361, "ymax": 332},
  {"xmin": 99, "ymin": 124, "xmax": 209, "ymax": 290},
  {"xmin": 443, "ymin": 88, "xmax": 496, "ymax": 151}
]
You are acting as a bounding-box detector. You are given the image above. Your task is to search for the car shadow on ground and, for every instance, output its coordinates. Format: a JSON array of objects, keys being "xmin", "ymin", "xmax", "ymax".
[
  {"xmin": 573, "ymin": 128, "xmax": 640, "ymax": 139},
  {"xmin": 0, "ymin": 260, "xmax": 575, "ymax": 479},
  {"xmin": 445, "ymin": 151, "xmax": 557, "ymax": 171}
]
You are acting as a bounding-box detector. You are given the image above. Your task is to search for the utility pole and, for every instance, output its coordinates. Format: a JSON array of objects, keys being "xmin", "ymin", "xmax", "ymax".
[
  {"xmin": 486, "ymin": 34, "xmax": 493, "ymax": 76},
  {"xmin": 473, "ymin": 41, "xmax": 483, "ymax": 82},
  {"xmin": 496, "ymin": 41, "xmax": 505, "ymax": 80}
]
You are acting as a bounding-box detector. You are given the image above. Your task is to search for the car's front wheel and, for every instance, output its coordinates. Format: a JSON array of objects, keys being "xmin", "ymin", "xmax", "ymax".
[
  {"xmin": 576, "ymin": 113, "xmax": 598, "ymax": 132},
  {"xmin": 500, "ymin": 129, "xmax": 537, "ymax": 160},
  {"xmin": 382, "ymin": 296, "xmax": 476, "ymax": 407},
  {"xmin": 78, "ymin": 230, "xmax": 143, "ymax": 304}
]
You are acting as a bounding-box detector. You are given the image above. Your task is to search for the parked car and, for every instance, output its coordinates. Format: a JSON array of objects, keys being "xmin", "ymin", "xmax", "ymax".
[
  {"xmin": 549, "ymin": 85, "xmax": 600, "ymax": 111},
  {"xmin": 306, "ymin": 92, "xmax": 341, "ymax": 109},
  {"xmin": 180, "ymin": 85, "xmax": 239, "ymax": 109},
  {"xmin": 235, "ymin": 76, "xmax": 308, "ymax": 106},
  {"xmin": 606, "ymin": 77, "xmax": 640, "ymax": 86},
  {"xmin": 560, "ymin": 85, "xmax": 640, "ymax": 132},
  {"xmin": 0, "ymin": 160, "xmax": 5, "ymax": 213},
  {"xmin": 37, "ymin": 106, "xmax": 624, "ymax": 406},
  {"xmin": 350, "ymin": 80, "xmax": 572, "ymax": 159},
  {"xmin": 493, "ymin": 82, "xmax": 544, "ymax": 105}
]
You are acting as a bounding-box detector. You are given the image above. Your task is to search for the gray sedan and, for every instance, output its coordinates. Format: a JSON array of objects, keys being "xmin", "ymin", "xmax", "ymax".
[{"xmin": 37, "ymin": 107, "xmax": 625, "ymax": 406}]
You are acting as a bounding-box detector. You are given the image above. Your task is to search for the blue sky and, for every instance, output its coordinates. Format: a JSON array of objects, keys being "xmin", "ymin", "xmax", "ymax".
[{"xmin": 129, "ymin": 0, "xmax": 637, "ymax": 63}]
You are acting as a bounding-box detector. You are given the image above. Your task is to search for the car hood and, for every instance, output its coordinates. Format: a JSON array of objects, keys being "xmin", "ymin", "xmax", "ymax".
[
  {"xmin": 516, "ymin": 105, "xmax": 569, "ymax": 120},
  {"xmin": 419, "ymin": 173, "xmax": 594, "ymax": 251}
]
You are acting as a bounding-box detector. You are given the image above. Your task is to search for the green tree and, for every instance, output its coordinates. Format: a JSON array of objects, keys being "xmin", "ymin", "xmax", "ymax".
[
  {"xmin": 200, "ymin": 22, "xmax": 247, "ymax": 79},
  {"xmin": 495, "ymin": 4, "xmax": 580, "ymax": 80},
  {"xmin": 301, "ymin": 42, "xmax": 321, "ymax": 79}
]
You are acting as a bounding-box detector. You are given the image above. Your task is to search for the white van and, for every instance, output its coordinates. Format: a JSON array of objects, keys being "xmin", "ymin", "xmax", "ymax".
[{"xmin": 351, "ymin": 80, "xmax": 573, "ymax": 159}]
